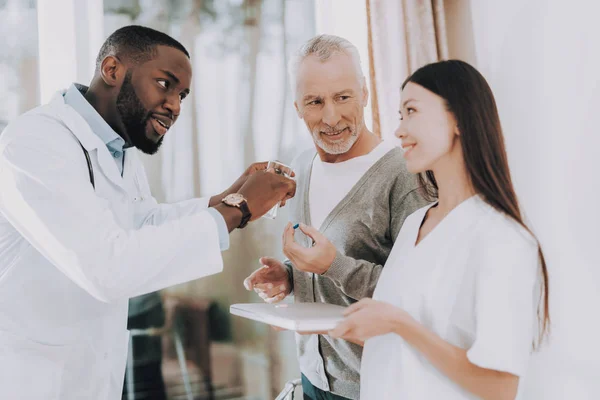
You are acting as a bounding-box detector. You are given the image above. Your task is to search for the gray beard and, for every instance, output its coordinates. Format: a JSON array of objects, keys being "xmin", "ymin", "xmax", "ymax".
[{"xmin": 312, "ymin": 128, "xmax": 359, "ymax": 155}]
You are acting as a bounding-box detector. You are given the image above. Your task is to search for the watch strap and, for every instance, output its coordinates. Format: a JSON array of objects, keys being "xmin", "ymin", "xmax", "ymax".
[{"xmin": 238, "ymin": 200, "xmax": 252, "ymax": 229}]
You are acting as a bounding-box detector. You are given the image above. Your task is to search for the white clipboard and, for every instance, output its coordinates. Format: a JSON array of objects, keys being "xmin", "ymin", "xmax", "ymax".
[{"xmin": 230, "ymin": 303, "xmax": 346, "ymax": 332}]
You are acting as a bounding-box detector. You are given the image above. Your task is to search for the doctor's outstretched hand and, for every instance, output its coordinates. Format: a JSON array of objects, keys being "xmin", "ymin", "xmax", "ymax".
[
  {"xmin": 329, "ymin": 298, "xmax": 418, "ymax": 345},
  {"xmin": 209, "ymin": 162, "xmax": 297, "ymax": 208},
  {"xmin": 209, "ymin": 162, "xmax": 268, "ymax": 207},
  {"xmin": 212, "ymin": 170, "xmax": 296, "ymax": 232},
  {"xmin": 282, "ymin": 223, "xmax": 337, "ymax": 275},
  {"xmin": 238, "ymin": 171, "xmax": 296, "ymax": 220}
]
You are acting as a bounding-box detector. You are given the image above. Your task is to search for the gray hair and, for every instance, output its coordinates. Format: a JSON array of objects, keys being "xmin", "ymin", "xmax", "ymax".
[{"xmin": 288, "ymin": 34, "xmax": 365, "ymax": 98}]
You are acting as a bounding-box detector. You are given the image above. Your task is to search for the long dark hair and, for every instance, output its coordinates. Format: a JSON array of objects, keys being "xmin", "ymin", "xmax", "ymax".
[{"xmin": 403, "ymin": 60, "xmax": 549, "ymax": 344}]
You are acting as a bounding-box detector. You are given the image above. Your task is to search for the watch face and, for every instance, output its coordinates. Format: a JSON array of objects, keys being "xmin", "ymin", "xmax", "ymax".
[{"xmin": 225, "ymin": 193, "xmax": 245, "ymax": 206}]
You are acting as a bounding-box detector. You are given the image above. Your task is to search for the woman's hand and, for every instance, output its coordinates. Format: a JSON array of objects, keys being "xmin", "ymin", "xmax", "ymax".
[{"xmin": 329, "ymin": 298, "xmax": 416, "ymax": 343}]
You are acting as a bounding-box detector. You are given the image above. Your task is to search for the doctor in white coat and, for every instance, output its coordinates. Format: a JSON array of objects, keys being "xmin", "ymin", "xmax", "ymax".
[{"xmin": 0, "ymin": 25, "xmax": 295, "ymax": 400}]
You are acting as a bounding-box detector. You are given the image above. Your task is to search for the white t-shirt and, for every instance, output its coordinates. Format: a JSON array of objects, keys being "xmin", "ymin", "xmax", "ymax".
[
  {"xmin": 360, "ymin": 195, "xmax": 540, "ymax": 400},
  {"xmin": 308, "ymin": 141, "xmax": 396, "ymax": 229}
]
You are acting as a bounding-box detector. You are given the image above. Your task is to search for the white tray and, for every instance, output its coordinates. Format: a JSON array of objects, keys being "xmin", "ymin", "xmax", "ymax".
[{"xmin": 230, "ymin": 303, "xmax": 346, "ymax": 332}]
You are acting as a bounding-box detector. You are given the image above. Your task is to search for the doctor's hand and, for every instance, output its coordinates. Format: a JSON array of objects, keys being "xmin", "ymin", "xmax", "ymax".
[
  {"xmin": 328, "ymin": 298, "xmax": 417, "ymax": 344},
  {"xmin": 244, "ymin": 257, "xmax": 292, "ymax": 304},
  {"xmin": 238, "ymin": 171, "xmax": 296, "ymax": 220},
  {"xmin": 210, "ymin": 162, "xmax": 269, "ymax": 207},
  {"xmin": 282, "ymin": 223, "xmax": 336, "ymax": 275}
]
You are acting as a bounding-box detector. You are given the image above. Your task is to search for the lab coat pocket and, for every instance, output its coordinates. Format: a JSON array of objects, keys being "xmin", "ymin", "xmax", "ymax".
[{"xmin": 0, "ymin": 331, "xmax": 68, "ymax": 400}]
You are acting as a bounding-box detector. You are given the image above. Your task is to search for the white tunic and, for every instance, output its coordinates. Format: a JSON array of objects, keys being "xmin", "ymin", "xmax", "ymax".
[{"xmin": 360, "ymin": 195, "xmax": 540, "ymax": 399}]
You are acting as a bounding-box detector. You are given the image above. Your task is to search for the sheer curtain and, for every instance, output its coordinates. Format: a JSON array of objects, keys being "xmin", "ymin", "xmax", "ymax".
[
  {"xmin": 366, "ymin": 0, "xmax": 447, "ymax": 140},
  {"xmin": 105, "ymin": 0, "xmax": 313, "ymax": 312},
  {"xmin": 105, "ymin": 0, "xmax": 316, "ymax": 395},
  {"xmin": 0, "ymin": 0, "xmax": 39, "ymax": 123},
  {"xmin": 149, "ymin": 0, "xmax": 315, "ymax": 337}
]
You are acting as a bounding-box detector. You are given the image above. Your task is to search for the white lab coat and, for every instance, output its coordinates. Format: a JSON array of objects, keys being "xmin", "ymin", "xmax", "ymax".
[{"xmin": 0, "ymin": 92, "xmax": 224, "ymax": 399}]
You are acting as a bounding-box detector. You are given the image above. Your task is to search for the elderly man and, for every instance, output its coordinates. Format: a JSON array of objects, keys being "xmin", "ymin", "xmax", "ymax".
[{"xmin": 244, "ymin": 35, "xmax": 427, "ymax": 399}]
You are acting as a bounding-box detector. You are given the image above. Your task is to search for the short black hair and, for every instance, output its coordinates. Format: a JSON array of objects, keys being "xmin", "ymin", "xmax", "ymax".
[{"xmin": 95, "ymin": 25, "xmax": 190, "ymax": 70}]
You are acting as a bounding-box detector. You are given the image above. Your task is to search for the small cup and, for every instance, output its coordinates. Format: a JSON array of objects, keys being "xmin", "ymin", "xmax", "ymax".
[{"xmin": 262, "ymin": 160, "xmax": 294, "ymax": 219}]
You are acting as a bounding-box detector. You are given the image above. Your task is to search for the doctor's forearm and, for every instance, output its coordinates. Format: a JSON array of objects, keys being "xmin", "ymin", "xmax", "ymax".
[
  {"xmin": 394, "ymin": 319, "xmax": 519, "ymax": 400},
  {"xmin": 213, "ymin": 203, "xmax": 242, "ymax": 232}
]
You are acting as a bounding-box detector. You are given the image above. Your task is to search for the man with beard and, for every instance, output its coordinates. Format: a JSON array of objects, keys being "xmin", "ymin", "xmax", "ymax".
[
  {"xmin": 0, "ymin": 25, "xmax": 295, "ymax": 400},
  {"xmin": 243, "ymin": 35, "xmax": 428, "ymax": 400}
]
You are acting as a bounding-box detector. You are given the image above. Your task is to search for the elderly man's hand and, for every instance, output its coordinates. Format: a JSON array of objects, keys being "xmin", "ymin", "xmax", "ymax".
[
  {"xmin": 244, "ymin": 257, "xmax": 292, "ymax": 303},
  {"xmin": 282, "ymin": 223, "xmax": 337, "ymax": 275}
]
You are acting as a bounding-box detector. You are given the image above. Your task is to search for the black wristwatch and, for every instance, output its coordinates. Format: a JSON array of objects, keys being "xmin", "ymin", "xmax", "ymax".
[{"xmin": 221, "ymin": 193, "xmax": 252, "ymax": 229}]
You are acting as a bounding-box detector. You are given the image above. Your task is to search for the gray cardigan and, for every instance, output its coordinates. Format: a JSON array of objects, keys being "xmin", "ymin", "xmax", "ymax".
[{"xmin": 284, "ymin": 146, "xmax": 428, "ymax": 399}]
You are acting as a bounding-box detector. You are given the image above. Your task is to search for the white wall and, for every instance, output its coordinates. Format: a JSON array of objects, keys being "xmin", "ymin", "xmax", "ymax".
[{"xmin": 468, "ymin": 1, "xmax": 600, "ymax": 398}]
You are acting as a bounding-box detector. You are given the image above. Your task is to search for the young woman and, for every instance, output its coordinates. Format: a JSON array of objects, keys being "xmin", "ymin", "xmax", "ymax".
[{"xmin": 324, "ymin": 60, "xmax": 550, "ymax": 399}]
